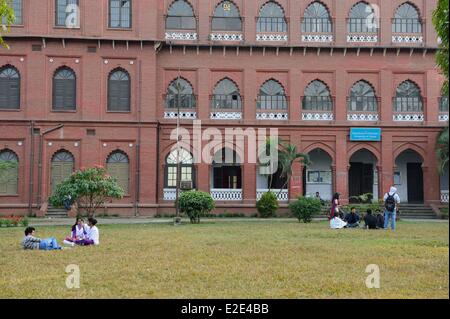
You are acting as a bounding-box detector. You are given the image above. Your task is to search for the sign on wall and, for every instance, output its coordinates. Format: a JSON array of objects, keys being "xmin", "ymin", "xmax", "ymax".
[{"xmin": 350, "ymin": 128, "xmax": 381, "ymax": 141}]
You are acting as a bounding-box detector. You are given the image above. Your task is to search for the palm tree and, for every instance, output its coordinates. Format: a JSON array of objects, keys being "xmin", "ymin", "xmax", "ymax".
[
  {"xmin": 436, "ymin": 125, "xmax": 449, "ymax": 175},
  {"xmin": 277, "ymin": 141, "xmax": 310, "ymax": 197}
]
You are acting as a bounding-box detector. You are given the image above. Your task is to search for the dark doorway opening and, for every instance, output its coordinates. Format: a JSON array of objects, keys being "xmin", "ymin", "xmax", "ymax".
[
  {"xmin": 349, "ymin": 162, "xmax": 373, "ymax": 197},
  {"xmin": 407, "ymin": 163, "xmax": 424, "ymax": 203}
]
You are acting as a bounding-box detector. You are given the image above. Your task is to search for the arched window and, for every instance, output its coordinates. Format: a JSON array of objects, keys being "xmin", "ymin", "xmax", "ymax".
[
  {"xmin": 212, "ymin": 148, "xmax": 241, "ymax": 189},
  {"xmin": 257, "ymin": 1, "xmax": 287, "ymax": 33},
  {"xmin": 166, "ymin": 0, "xmax": 196, "ymax": 30},
  {"xmin": 165, "ymin": 78, "xmax": 196, "ymax": 109},
  {"xmin": 394, "ymin": 80, "xmax": 423, "ymax": 112},
  {"xmin": 53, "ymin": 67, "xmax": 76, "ymax": 110},
  {"xmin": 302, "ymin": 2, "xmax": 332, "ymax": 33},
  {"xmin": 348, "ymin": 81, "xmax": 378, "ymax": 112},
  {"xmin": 51, "ymin": 151, "xmax": 74, "ymax": 194},
  {"xmin": 348, "ymin": 1, "xmax": 378, "ymax": 33},
  {"xmin": 0, "ymin": 150, "xmax": 18, "ymax": 195},
  {"xmin": 303, "ymin": 80, "xmax": 332, "ymax": 111},
  {"xmin": 212, "ymin": 1, "xmax": 242, "ymax": 31},
  {"xmin": 165, "ymin": 148, "xmax": 195, "ymax": 188},
  {"xmin": 257, "ymin": 79, "xmax": 287, "ymax": 110},
  {"xmin": 211, "ymin": 78, "xmax": 241, "ymax": 109},
  {"xmin": 393, "ymin": 2, "xmax": 422, "ymax": 33},
  {"xmin": 107, "ymin": 151, "xmax": 130, "ymax": 194},
  {"xmin": 108, "ymin": 69, "xmax": 130, "ymax": 112},
  {"xmin": 0, "ymin": 66, "xmax": 20, "ymax": 110}
]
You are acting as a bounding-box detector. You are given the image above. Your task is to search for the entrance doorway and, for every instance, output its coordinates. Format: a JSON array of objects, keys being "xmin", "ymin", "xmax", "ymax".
[
  {"xmin": 51, "ymin": 151, "xmax": 74, "ymax": 194},
  {"xmin": 407, "ymin": 163, "xmax": 424, "ymax": 203},
  {"xmin": 348, "ymin": 149, "xmax": 378, "ymax": 200},
  {"xmin": 395, "ymin": 149, "xmax": 424, "ymax": 203}
]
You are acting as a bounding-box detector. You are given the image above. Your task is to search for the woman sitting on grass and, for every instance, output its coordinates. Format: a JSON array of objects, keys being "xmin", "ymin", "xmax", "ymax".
[
  {"xmin": 21, "ymin": 227, "xmax": 62, "ymax": 250},
  {"xmin": 75, "ymin": 218, "xmax": 100, "ymax": 246},
  {"xmin": 63, "ymin": 217, "xmax": 88, "ymax": 246}
]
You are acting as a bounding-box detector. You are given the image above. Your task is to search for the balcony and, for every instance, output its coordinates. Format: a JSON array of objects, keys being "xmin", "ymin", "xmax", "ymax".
[
  {"xmin": 347, "ymin": 96, "xmax": 379, "ymax": 121},
  {"xmin": 210, "ymin": 188, "xmax": 243, "ymax": 201},
  {"xmin": 301, "ymin": 96, "xmax": 334, "ymax": 121},
  {"xmin": 210, "ymin": 94, "xmax": 243, "ymax": 120},
  {"xmin": 164, "ymin": 94, "xmax": 197, "ymax": 119},
  {"xmin": 392, "ymin": 97, "xmax": 424, "ymax": 122},
  {"xmin": 165, "ymin": 15, "xmax": 198, "ymax": 41},
  {"xmin": 347, "ymin": 18, "xmax": 379, "ymax": 44},
  {"xmin": 256, "ymin": 95, "xmax": 288, "ymax": 120},
  {"xmin": 439, "ymin": 96, "xmax": 449, "ymax": 122},
  {"xmin": 300, "ymin": 18, "xmax": 334, "ymax": 44},
  {"xmin": 210, "ymin": 17, "xmax": 244, "ymax": 42},
  {"xmin": 163, "ymin": 188, "xmax": 177, "ymax": 201},
  {"xmin": 256, "ymin": 189, "xmax": 288, "ymax": 201},
  {"xmin": 392, "ymin": 18, "xmax": 424, "ymax": 45},
  {"xmin": 256, "ymin": 17, "xmax": 288, "ymax": 42},
  {"xmin": 441, "ymin": 190, "xmax": 449, "ymax": 203}
]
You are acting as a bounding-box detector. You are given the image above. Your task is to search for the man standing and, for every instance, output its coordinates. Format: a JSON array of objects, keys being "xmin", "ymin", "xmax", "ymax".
[{"xmin": 383, "ymin": 186, "xmax": 401, "ymax": 230}]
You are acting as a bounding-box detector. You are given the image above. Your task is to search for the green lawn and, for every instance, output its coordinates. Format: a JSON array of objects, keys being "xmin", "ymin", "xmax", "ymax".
[{"xmin": 0, "ymin": 220, "xmax": 448, "ymax": 298}]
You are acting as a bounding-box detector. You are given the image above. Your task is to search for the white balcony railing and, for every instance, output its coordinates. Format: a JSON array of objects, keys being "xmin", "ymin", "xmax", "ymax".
[
  {"xmin": 210, "ymin": 188, "xmax": 242, "ymax": 201},
  {"xmin": 163, "ymin": 188, "xmax": 177, "ymax": 201},
  {"xmin": 256, "ymin": 189, "xmax": 289, "ymax": 201},
  {"xmin": 441, "ymin": 190, "xmax": 449, "ymax": 203}
]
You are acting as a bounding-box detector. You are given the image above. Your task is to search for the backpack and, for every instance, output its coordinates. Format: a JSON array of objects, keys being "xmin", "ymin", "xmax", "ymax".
[{"xmin": 385, "ymin": 193, "xmax": 396, "ymax": 212}]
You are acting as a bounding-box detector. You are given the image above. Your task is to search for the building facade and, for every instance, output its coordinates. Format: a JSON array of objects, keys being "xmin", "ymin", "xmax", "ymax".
[{"xmin": 0, "ymin": 0, "xmax": 448, "ymax": 217}]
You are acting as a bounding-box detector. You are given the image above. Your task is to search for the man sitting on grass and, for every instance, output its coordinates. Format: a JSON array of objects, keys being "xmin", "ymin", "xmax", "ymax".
[
  {"xmin": 363, "ymin": 209, "xmax": 378, "ymax": 229},
  {"xmin": 22, "ymin": 227, "xmax": 62, "ymax": 250},
  {"xmin": 344, "ymin": 207, "xmax": 360, "ymax": 228},
  {"xmin": 75, "ymin": 218, "xmax": 99, "ymax": 246}
]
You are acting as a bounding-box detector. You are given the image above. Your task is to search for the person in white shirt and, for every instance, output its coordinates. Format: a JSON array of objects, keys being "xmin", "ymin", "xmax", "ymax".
[
  {"xmin": 383, "ymin": 186, "xmax": 401, "ymax": 230},
  {"xmin": 75, "ymin": 218, "xmax": 99, "ymax": 246}
]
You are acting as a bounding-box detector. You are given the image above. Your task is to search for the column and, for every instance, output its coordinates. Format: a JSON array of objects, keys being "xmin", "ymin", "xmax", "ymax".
[
  {"xmin": 335, "ymin": 131, "xmax": 348, "ymax": 203},
  {"xmin": 243, "ymin": 163, "xmax": 257, "ymax": 204}
]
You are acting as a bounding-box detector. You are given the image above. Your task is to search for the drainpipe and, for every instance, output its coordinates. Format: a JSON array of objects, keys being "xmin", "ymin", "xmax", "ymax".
[
  {"xmin": 37, "ymin": 124, "xmax": 64, "ymax": 206},
  {"xmin": 28, "ymin": 121, "xmax": 35, "ymax": 215},
  {"xmin": 134, "ymin": 60, "xmax": 142, "ymax": 217}
]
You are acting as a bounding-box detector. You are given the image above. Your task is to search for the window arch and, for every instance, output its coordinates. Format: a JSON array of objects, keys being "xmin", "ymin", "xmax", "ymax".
[
  {"xmin": 394, "ymin": 80, "xmax": 423, "ymax": 112},
  {"xmin": 0, "ymin": 149, "xmax": 18, "ymax": 195},
  {"xmin": 212, "ymin": 78, "xmax": 242, "ymax": 109},
  {"xmin": 257, "ymin": 1, "xmax": 287, "ymax": 33},
  {"xmin": 212, "ymin": 1, "xmax": 242, "ymax": 31},
  {"xmin": 348, "ymin": 1, "xmax": 378, "ymax": 33},
  {"xmin": 393, "ymin": 2, "xmax": 422, "ymax": 33},
  {"xmin": 165, "ymin": 148, "xmax": 195, "ymax": 188},
  {"xmin": 348, "ymin": 80, "xmax": 378, "ymax": 112},
  {"xmin": 53, "ymin": 67, "xmax": 76, "ymax": 111},
  {"xmin": 0, "ymin": 65, "xmax": 20, "ymax": 110},
  {"xmin": 51, "ymin": 150, "xmax": 74, "ymax": 194},
  {"xmin": 257, "ymin": 79, "xmax": 287, "ymax": 110},
  {"xmin": 303, "ymin": 80, "xmax": 332, "ymax": 111},
  {"xmin": 302, "ymin": 2, "xmax": 332, "ymax": 33},
  {"xmin": 107, "ymin": 151, "xmax": 130, "ymax": 194},
  {"xmin": 108, "ymin": 68, "xmax": 130, "ymax": 112},
  {"xmin": 165, "ymin": 78, "xmax": 196, "ymax": 109},
  {"xmin": 166, "ymin": 0, "xmax": 196, "ymax": 30}
]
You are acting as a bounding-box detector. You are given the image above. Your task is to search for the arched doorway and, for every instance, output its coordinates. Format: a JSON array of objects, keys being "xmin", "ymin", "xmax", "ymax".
[
  {"xmin": 211, "ymin": 148, "xmax": 242, "ymax": 200},
  {"xmin": 303, "ymin": 148, "xmax": 333, "ymax": 200},
  {"xmin": 348, "ymin": 149, "xmax": 378, "ymax": 200},
  {"xmin": 51, "ymin": 150, "xmax": 74, "ymax": 194},
  {"xmin": 395, "ymin": 149, "xmax": 424, "ymax": 203}
]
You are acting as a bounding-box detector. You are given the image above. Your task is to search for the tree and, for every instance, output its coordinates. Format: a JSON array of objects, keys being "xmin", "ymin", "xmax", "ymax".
[
  {"xmin": 436, "ymin": 126, "xmax": 449, "ymax": 175},
  {"xmin": 0, "ymin": 0, "xmax": 15, "ymax": 48},
  {"xmin": 433, "ymin": 0, "xmax": 449, "ymax": 95},
  {"xmin": 277, "ymin": 141, "xmax": 310, "ymax": 196},
  {"xmin": 49, "ymin": 166, "xmax": 125, "ymax": 217},
  {"xmin": 179, "ymin": 190, "xmax": 215, "ymax": 224}
]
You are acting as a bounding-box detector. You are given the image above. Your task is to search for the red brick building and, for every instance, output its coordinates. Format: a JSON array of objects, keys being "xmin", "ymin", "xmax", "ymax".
[{"xmin": 0, "ymin": 0, "xmax": 448, "ymax": 217}]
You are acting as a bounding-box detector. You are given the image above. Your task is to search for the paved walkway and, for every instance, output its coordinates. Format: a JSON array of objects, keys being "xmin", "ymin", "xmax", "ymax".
[{"xmin": 27, "ymin": 217, "xmax": 448, "ymax": 226}]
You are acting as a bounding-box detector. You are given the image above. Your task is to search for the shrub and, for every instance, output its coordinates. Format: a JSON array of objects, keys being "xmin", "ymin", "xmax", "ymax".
[
  {"xmin": 256, "ymin": 192, "xmax": 279, "ymax": 218},
  {"xmin": 20, "ymin": 217, "xmax": 29, "ymax": 227},
  {"xmin": 179, "ymin": 190, "xmax": 215, "ymax": 224},
  {"xmin": 3, "ymin": 219, "xmax": 12, "ymax": 227},
  {"xmin": 289, "ymin": 197, "xmax": 322, "ymax": 223},
  {"xmin": 0, "ymin": 219, "xmax": 3, "ymax": 227}
]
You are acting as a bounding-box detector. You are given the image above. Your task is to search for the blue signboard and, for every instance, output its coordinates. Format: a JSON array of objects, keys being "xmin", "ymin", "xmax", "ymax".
[{"xmin": 350, "ymin": 128, "xmax": 381, "ymax": 141}]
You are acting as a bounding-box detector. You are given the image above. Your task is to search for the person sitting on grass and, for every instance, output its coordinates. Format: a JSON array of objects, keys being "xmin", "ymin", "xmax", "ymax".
[
  {"xmin": 22, "ymin": 226, "xmax": 62, "ymax": 250},
  {"xmin": 363, "ymin": 209, "xmax": 378, "ymax": 230},
  {"xmin": 376, "ymin": 211, "xmax": 385, "ymax": 229},
  {"xmin": 75, "ymin": 218, "xmax": 99, "ymax": 246},
  {"xmin": 63, "ymin": 217, "xmax": 88, "ymax": 246},
  {"xmin": 344, "ymin": 207, "xmax": 360, "ymax": 228}
]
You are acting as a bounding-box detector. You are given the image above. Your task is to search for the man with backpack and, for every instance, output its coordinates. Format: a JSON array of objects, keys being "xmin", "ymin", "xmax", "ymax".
[{"xmin": 383, "ymin": 186, "xmax": 401, "ymax": 230}]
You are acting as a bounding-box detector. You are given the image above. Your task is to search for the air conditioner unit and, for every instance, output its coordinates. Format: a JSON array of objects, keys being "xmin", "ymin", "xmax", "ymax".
[{"xmin": 180, "ymin": 180, "xmax": 193, "ymax": 191}]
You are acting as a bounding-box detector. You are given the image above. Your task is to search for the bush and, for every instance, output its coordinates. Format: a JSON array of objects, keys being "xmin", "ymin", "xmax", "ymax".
[
  {"xmin": 179, "ymin": 190, "xmax": 215, "ymax": 224},
  {"xmin": 289, "ymin": 197, "xmax": 322, "ymax": 223},
  {"xmin": 3, "ymin": 219, "xmax": 12, "ymax": 227},
  {"xmin": 256, "ymin": 192, "xmax": 279, "ymax": 218},
  {"xmin": 20, "ymin": 217, "xmax": 29, "ymax": 227}
]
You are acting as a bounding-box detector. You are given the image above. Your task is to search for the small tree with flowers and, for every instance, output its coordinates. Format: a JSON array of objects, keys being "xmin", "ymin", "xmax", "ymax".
[{"xmin": 49, "ymin": 165, "xmax": 124, "ymax": 217}]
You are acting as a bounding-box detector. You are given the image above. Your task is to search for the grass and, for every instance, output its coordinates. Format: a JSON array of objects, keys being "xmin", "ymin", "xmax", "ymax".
[{"xmin": 0, "ymin": 219, "xmax": 448, "ymax": 299}]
